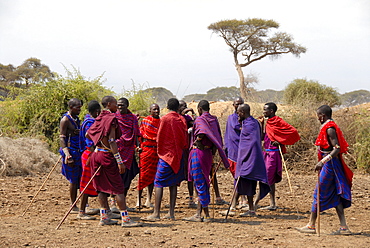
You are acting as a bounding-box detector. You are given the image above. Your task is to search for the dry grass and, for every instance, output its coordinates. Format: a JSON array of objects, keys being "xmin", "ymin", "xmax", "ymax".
[{"xmin": 0, "ymin": 137, "xmax": 59, "ymax": 176}]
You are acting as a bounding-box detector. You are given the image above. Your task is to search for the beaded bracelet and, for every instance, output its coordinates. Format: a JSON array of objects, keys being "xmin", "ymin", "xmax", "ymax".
[
  {"xmin": 320, "ymin": 154, "xmax": 332, "ymax": 164},
  {"xmin": 113, "ymin": 153, "xmax": 124, "ymax": 165}
]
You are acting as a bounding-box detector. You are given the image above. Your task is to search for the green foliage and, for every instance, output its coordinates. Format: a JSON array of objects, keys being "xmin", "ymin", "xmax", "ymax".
[
  {"xmin": 347, "ymin": 112, "xmax": 370, "ymax": 171},
  {"xmin": 0, "ymin": 68, "xmax": 113, "ymax": 151},
  {"xmin": 208, "ymin": 18, "xmax": 306, "ymax": 99},
  {"xmin": 253, "ymin": 89, "xmax": 284, "ymax": 104},
  {"xmin": 182, "ymin": 93, "xmax": 206, "ymax": 102},
  {"xmin": 205, "ymin": 86, "xmax": 240, "ymax": 101},
  {"xmin": 283, "ymin": 78, "xmax": 341, "ymax": 107},
  {"xmin": 340, "ymin": 90, "xmax": 370, "ymax": 107},
  {"xmin": 0, "ymin": 57, "xmax": 54, "ymax": 89},
  {"xmin": 142, "ymin": 87, "xmax": 175, "ymax": 108},
  {"xmin": 119, "ymin": 81, "xmax": 154, "ymax": 116}
]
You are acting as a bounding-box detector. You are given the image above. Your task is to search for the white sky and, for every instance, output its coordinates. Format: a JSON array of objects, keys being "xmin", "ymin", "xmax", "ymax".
[{"xmin": 1, "ymin": 0, "xmax": 369, "ymax": 98}]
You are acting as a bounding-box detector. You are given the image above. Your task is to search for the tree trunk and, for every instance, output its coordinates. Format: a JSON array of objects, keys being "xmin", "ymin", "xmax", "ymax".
[{"xmin": 236, "ymin": 64, "xmax": 247, "ymax": 100}]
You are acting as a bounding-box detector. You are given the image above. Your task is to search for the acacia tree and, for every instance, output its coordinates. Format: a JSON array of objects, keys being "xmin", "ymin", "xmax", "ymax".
[
  {"xmin": 16, "ymin": 58, "xmax": 54, "ymax": 86},
  {"xmin": 208, "ymin": 18, "xmax": 307, "ymax": 99}
]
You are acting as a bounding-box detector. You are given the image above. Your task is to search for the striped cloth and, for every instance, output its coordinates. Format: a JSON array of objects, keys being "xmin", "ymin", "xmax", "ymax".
[
  {"xmin": 115, "ymin": 110, "xmax": 140, "ymax": 170},
  {"xmin": 138, "ymin": 145, "xmax": 159, "ymax": 190},
  {"xmin": 80, "ymin": 149, "xmax": 98, "ymax": 196},
  {"xmin": 138, "ymin": 115, "xmax": 160, "ymax": 191},
  {"xmin": 189, "ymin": 149, "xmax": 210, "ymax": 207},
  {"xmin": 311, "ymin": 155, "xmax": 351, "ymax": 212},
  {"xmin": 154, "ymin": 158, "xmax": 185, "ymax": 188},
  {"xmin": 60, "ymin": 112, "xmax": 82, "ymax": 184}
]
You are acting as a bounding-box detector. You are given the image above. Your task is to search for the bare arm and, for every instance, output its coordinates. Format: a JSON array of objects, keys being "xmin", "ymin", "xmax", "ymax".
[{"xmin": 59, "ymin": 116, "xmax": 73, "ymax": 165}]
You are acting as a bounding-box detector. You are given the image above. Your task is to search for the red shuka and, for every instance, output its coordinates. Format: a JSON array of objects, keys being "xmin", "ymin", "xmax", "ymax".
[
  {"xmin": 265, "ymin": 116, "xmax": 300, "ymax": 153},
  {"xmin": 156, "ymin": 111, "xmax": 187, "ymax": 174},
  {"xmin": 315, "ymin": 120, "xmax": 353, "ymax": 188}
]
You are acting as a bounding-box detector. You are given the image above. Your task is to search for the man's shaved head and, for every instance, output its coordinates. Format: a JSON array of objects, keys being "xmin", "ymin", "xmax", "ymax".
[
  {"xmin": 317, "ymin": 105, "xmax": 332, "ymax": 118},
  {"xmin": 101, "ymin": 96, "xmax": 116, "ymax": 108}
]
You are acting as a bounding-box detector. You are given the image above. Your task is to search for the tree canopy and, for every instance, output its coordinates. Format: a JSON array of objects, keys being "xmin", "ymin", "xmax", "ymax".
[
  {"xmin": 208, "ymin": 18, "xmax": 306, "ymax": 99},
  {"xmin": 340, "ymin": 90, "xmax": 370, "ymax": 107},
  {"xmin": 283, "ymin": 78, "xmax": 341, "ymax": 107},
  {"xmin": 0, "ymin": 69, "xmax": 112, "ymax": 151},
  {"xmin": 0, "ymin": 58, "xmax": 54, "ymax": 87}
]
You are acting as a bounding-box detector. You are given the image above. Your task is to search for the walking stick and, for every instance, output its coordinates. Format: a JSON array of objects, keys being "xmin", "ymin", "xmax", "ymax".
[
  {"xmin": 56, "ymin": 165, "xmax": 101, "ymax": 230},
  {"xmin": 224, "ymin": 176, "xmax": 240, "ymax": 221},
  {"xmin": 278, "ymin": 145, "xmax": 299, "ymax": 215},
  {"xmin": 210, "ymin": 160, "xmax": 222, "ymax": 218},
  {"xmin": 316, "ymin": 171, "xmax": 321, "ymax": 237},
  {"xmin": 21, "ymin": 156, "xmax": 62, "ymax": 217}
]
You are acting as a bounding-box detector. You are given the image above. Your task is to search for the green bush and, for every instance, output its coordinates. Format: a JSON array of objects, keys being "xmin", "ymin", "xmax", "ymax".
[
  {"xmin": 119, "ymin": 81, "xmax": 154, "ymax": 116},
  {"xmin": 284, "ymin": 78, "xmax": 341, "ymax": 107},
  {"xmin": 0, "ymin": 68, "xmax": 113, "ymax": 152}
]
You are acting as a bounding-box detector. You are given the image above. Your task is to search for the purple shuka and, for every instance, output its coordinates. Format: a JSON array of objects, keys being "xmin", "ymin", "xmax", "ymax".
[
  {"xmin": 263, "ymin": 134, "xmax": 283, "ymax": 185},
  {"xmin": 192, "ymin": 112, "xmax": 229, "ymax": 177},
  {"xmin": 236, "ymin": 116, "xmax": 270, "ymax": 198},
  {"xmin": 224, "ymin": 112, "xmax": 241, "ymax": 162}
]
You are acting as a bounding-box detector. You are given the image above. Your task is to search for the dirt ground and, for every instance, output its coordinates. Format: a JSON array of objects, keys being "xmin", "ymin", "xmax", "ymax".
[{"xmin": 1, "ymin": 167, "xmax": 370, "ymax": 248}]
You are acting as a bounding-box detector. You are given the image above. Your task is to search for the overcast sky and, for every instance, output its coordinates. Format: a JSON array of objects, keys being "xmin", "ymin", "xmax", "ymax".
[{"xmin": 1, "ymin": 0, "xmax": 369, "ymax": 98}]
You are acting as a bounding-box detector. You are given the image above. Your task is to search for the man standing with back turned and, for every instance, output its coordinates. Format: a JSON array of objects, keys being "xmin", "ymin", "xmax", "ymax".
[{"xmin": 142, "ymin": 98, "xmax": 187, "ymax": 221}]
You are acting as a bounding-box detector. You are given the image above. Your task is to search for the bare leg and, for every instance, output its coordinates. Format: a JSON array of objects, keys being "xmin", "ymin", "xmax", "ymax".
[
  {"xmin": 187, "ymin": 181, "xmax": 194, "ymax": 199},
  {"xmin": 116, "ymin": 193, "xmax": 128, "ymax": 210},
  {"xmin": 269, "ymin": 184, "xmax": 276, "ymax": 207},
  {"xmin": 247, "ymin": 195, "xmax": 254, "ymax": 211},
  {"xmin": 254, "ymin": 188, "xmax": 261, "ymax": 207},
  {"xmin": 168, "ymin": 185, "xmax": 177, "ymax": 218},
  {"xmin": 145, "ymin": 183, "xmax": 154, "ymax": 205},
  {"xmin": 335, "ymin": 203, "xmax": 348, "ymax": 227},
  {"xmin": 70, "ymin": 183, "xmax": 78, "ymax": 206},
  {"xmin": 151, "ymin": 187, "xmax": 163, "ymax": 218},
  {"xmin": 231, "ymin": 192, "xmax": 240, "ymax": 209},
  {"xmin": 80, "ymin": 193, "xmax": 89, "ymax": 213},
  {"xmin": 98, "ymin": 192, "xmax": 109, "ymax": 209},
  {"xmin": 137, "ymin": 189, "xmax": 143, "ymax": 207},
  {"xmin": 213, "ymin": 175, "xmax": 221, "ymax": 198}
]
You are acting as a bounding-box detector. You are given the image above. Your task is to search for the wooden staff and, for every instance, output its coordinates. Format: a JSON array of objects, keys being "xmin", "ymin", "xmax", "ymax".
[
  {"xmin": 210, "ymin": 160, "xmax": 222, "ymax": 218},
  {"xmin": 316, "ymin": 171, "xmax": 321, "ymax": 237},
  {"xmin": 21, "ymin": 156, "xmax": 62, "ymax": 216},
  {"xmin": 279, "ymin": 145, "xmax": 299, "ymax": 214},
  {"xmin": 56, "ymin": 165, "xmax": 101, "ymax": 230},
  {"xmin": 224, "ymin": 176, "xmax": 240, "ymax": 221}
]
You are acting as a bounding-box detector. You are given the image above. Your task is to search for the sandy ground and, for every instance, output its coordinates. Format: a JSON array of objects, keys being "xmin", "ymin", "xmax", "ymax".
[{"xmin": 1, "ymin": 167, "xmax": 370, "ymax": 248}]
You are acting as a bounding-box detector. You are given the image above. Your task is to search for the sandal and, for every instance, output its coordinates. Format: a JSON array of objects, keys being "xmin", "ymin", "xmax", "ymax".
[
  {"xmin": 183, "ymin": 215, "xmax": 203, "ymax": 222},
  {"xmin": 295, "ymin": 225, "xmax": 316, "ymax": 234},
  {"xmin": 330, "ymin": 227, "xmax": 352, "ymax": 235},
  {"xmin": 239, "ymin": 210, "xmax": 256, "ymax": 217}
]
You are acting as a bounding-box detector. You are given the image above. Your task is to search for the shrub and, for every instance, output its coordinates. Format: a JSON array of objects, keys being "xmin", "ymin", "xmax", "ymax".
[
  {"xmin": 284, "ymin": 78, "xmax": 341, "ymax": 107},
  {"xmin": 0, "ymin": 68, "xmax": 113, "ymax": 152}
]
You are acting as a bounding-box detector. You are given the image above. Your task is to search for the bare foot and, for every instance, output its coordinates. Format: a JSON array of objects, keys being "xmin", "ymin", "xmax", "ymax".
[
  {"xmin": 141, "ymin": 214, "xmax": 160, "ymax": 222},
  {"xmin": 161, "ymin": 214, "xmax": 175, "ymax": 220}
]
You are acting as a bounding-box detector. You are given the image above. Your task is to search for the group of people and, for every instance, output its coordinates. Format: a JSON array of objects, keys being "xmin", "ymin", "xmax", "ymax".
[{"xmin": 59, "ymin": 95, "xmax": 353, "ymax": 235}]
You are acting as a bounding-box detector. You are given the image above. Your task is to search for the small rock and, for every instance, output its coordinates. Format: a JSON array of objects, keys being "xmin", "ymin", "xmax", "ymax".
[
  {"xmin": 124, "ymin": 231, "xmax": 131, "ymax": 236},
  {"xmin": 144, "ymin": 230, "xmax": 151, "ymax": 234}
]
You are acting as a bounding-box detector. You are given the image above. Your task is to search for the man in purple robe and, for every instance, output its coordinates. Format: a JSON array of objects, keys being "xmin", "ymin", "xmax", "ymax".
[
  {"xmin": 224, "ymin": 97, "xmax": 248, "ymax": 208},
  {"xmin": 222, "ymin": 104, "xmax": 270, "ymax": 217},
  {"xmin": 184, "ymin": 100, "xmax": 229, "ymax": 222}
]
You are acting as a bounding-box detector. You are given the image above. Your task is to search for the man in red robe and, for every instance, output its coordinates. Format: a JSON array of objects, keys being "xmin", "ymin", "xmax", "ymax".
[
  {"xmin": 296, "ymin": 105, "xmax": 353, "ymax": 235},
  {"xmin": 254, "ymin": 102, "xmax": 300, "ymax": 210},
  {"xmin": 142, "ymin": 98, "xmax": 187, "ymax": 221},
  {"xmin": 87, "ymin": 96, "xmax": 141, "ymax": 227},
  {"xmin": 137, "ymin": 103, "xmax": 160, "ymax": 208}
]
